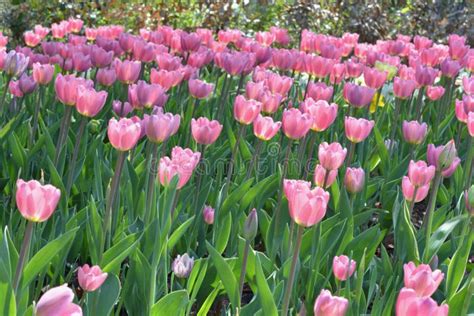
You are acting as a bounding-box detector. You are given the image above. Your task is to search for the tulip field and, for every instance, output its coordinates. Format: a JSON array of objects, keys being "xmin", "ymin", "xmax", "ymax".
[{"xmin": 1, "ymin": 18, "xmax": 474, "ymax": 316}]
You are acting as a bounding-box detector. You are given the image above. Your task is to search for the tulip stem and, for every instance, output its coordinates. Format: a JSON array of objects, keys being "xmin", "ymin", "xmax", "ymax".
[
  {"xmin": 238, "ymin": 239, "xmax": 250, "ymax": 307},
  {"xmin": 236, "ymin": 73, "xmax": 245, "ymax": 96},
  {"xmin": 144, "ymin": 142, "xmax": 160, "ymax": 224},
  {"xmin": 54, "ymin": 105, "xmax": 74, "ymax": 166},
  {"xmin": 389, "ymin": 98, "xmax": 401, "ymax": 157},
  {"xmin": 224, "ymin": 124, "xmax": 245, "ymax": 195},
  {"xmin": 463, "ymin": 137, "xmax": 474, "ymax": 189},
  {"xmin": 345, "ymin": 141, "xmax": 355, "ymax": 171},
  {"xmin": 102, "ymin": 151, "xmax": 127, "ymax": 254},
  {"xmin": 13, "ymin": 221, "xmax": 34, "ymax": 294},
  {"xmin": 303, "ymin": 75, "xmax": 312, "ymax": 100},
  {"xmin": 408, "ymin": 187, "xmax": 419, "ymax": 217},
  {"xmin": 66, "ymin": 117, "xmax": 88, "ymax": 195},
  {"xmin": 422, "ymin": 171, "xmax": 442, "ymax": 262},
  {"xmin": 246, "ymin": 139, "xmax": 263, "ymax": 180},
  {"xmin": 0, "ymin": 76, "xmax": 11, "ymax": 117},
  {"xmin": 281, "ymin": 224, "xmax": 304, "ymax": 316},
  {"xmin": 303, "ymin": 132, "xmax": 318, "ymax": 179},
  {"xmin": 414, "ymin": 87, "xmax": 425, "ymax": 121},
  {"xmin": 29, "ymin": 85, "xmax": 44, "ymax": 148}
]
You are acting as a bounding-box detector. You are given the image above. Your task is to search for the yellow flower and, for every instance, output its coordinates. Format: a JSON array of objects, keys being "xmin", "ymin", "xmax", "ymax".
[{"xmin": 369, "ymin": 93, "xmax": 385, "ymax": 113}]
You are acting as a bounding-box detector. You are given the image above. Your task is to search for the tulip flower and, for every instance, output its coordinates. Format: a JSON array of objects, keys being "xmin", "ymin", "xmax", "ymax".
[
  {"xmin": 282, "ymin": 108, "xmax": 312, "ymax": 140},
  {"xmin": 403, "ymin": 262, "xmax": 444, "ymax": 297},
  {"xmin": 301, "ymin": 99, "xmax": 338, "ymax": 132},
  {"xmin": 129, "ymin": 80, "xmax": 168, "ymax": 109},
  {"xmin": 203, "ymin": 205, "xmax": 215, "ymax": 225},
  {"xmin": 393, "ymin": 77, "xmax": 417, "ymax": 99},
  {"xmin": 18, "ymin": 74, "xmax": 37, "ymax": 95},
  {"xmin": 306, "ymin": 82, "xmax": 334, "ymax": 101},
  {"xmin": 427, "ymin": 141, "xmax": 460, "ymax": 177},
  {"xmin": 318, "ymin": 142, "xmax": 347, "ymax": 170},
  {"xmin": 343, "ymin": 83, "xmax": 376, "ymax": 108},
  {"xmin": 440, "ymin": 58, "xmax": 461, "ymax": 78},
  {"xmin": 150, "ymin": 68, "xmax": 184, "ymax": 90},
  {"xmin": 55, "ymin": 74, "xmax": 93, "ymax": 106},
  {"xmin": 345, "ymin": 167, "xmax": 365, "ymax": 194},
  {"xmin": 32, "ymin": 63, "xmax": 54, "ymax": 85},
  {"xmin": 253, "ymin": 114, "xmax": 281, "ymax": 141},
  {"xmin": 414, "ymin": 65, "xmax": 438, "ymax": 86},
  {"xmin": 143, "ymin": 109, "xmax": 180, "ymax": 144},
  {"xmin": 233, "ymin": 95, "xmax": 261, "ymax": 125},
  {"xmin": 16, "ymin": 179, "xmax": 61, "ymax": 222},
  {"xmin": 396, "ymin": 287, "xmax": 448, "ymax": 316},
  {"xmin": 314, "ymin": 164, "xmax": 337, "ymax": 188},
  {"xmin": 78, "ymin": 264, "xmax": 108, "ymax": 292},
  {"xmin": 363, "ymin": 67, "xmax": 387, "ymax": 90},
  {"xmin": 188, "ymin": 78, "xmax": 214, "ymax": 99},
  {"xmin": 114, "ymin": 58, "xmax": 141, "ymax": 84},
  {"xmin": 159, "ymin": 146, "xmax": 201, "ymax": 189},
  {"xmin": 112, "ymin": 100, "xmax": 133, "ymax": 117},
  {"xmin": 465, "ymin": 185, "xmax": 474, "ymax": 215},
  {"xmin": 172, "ymin": 253, "xmax": 194, "ymax": 278},
  {"xmin": 4, "ymin": 50, "xmax": 29, "ymax": 78},
  {"xmin": 96, "ymin": 67, "xmax": 117, "ymax": 86},
  {"xmin": 402, "ymin": 176, "xmax": 430, "ymax": 203},
  {"xmin": 408, "ymin": 160, "xmax": 436, "ymax": 187},
  {"xmin": 426, "ymin": 86, "xmax": 445, "ymax": 101},
  {"xmin": 35, "ymin": 285, "xmax": 82, "ymax": 316},
  {"xmin": 191, "ymin": 117, "xmax": 223, "ymax": 145},
  {"xmin": 402, "ymin": 120, "xmax": 428, "ymax": 145},
  {"xmin": 462, "ymin": 76, "xmax": 474, "ymax": 95},
  {"xmin": 107, "ymin": 117, "xmax": 142, "ymax": 151},
  {"xmin": 468, "ymin": 112, "xmax": 474, "ymax": 137},
  {"xmin": 76, "ymin": 86, "xmax": 108, "ymax": 118},
  {"xmin": 313, "ymin": 289, "xmax": 349, "ymax": 316},
  {"xmin": 344, "ymin": 116, "xmax": 375, "ymax": 143},
  {"xmin": 333, "ymin": 255, "xmax": 356, "ymax": 281}
]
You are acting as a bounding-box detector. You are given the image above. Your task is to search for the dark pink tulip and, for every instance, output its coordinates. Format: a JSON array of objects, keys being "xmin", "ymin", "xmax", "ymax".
[
  {"xmin": 345, "ymin": 59, "xmax": 364, "ymax": 78},
  {"xmin": 114, "ymin": 58, "xmax": 141, "ymax": 84},
  {"xmin": 363, "ymin": 67, "xmax": 387, "ymax": 89},
  {"xmin": 469, "ymin": 112, "xmax": 474, "ymax": 137},
  {"xmin": 343, "ymin": 83, "xmax": 376, "ymax": 108},
  {"xmin": 49, "ymin": 55, "xmax": 64, "ymax": 66},
  {"xmin": 96, "ymin": 67, "xmax": 117, "ymax": 87},
  {"xmin": 118, "ymin": 33, "xmax": 138, "ymax": 53},
  {"xmin": 402, "ymin": 176, "xmax": 430, "ymax": 202},
  {"xmin": 253, "ymin": 114, "xmax": 281, "ymax": 141},
  {"xmin": 16, "ymin": 179, "xmax": 61, "ymax": 222},
  {"xmin": 76, "ymin": 86, "xmax": 107, "ymax": 117},
  {"xmin": 35, "ymin": 284, "xmax": 82, "ymax": 316},
  {"xmin": 440, "ymin": 58, "xmax": 461, "ymax": 78},
  {"xmin": 455, "ymin": 99, "xmax": 468, "ymax": 123},
  {"xmin": 330, "ymin": 63, "xmax": 346, "ymax": 84},
  {"xmin": 260, "ymin": 92, "xmax": 283, "ymax": 114},
  {"xmin": 462, "ymin": 76, "xmax": 474, "ymax": 95},
  {"xmin": 427, "ymin": 141, "xmax": 460, "ymax": 177},
  {"xmin": 402, "ymin": 120, "xmax": 428, "ymax": 145},
  {"xmin": 191, "ymin": 117, "xmax": 223, "ymax": 145},
  {"xmin": 414, "ymin": 35, "xmax": 432, "ymax": 50},
  {"xmin": 306, "ymin": 82, "xmax": 334, "ymax": 102},
  {"xmin": 188, "ymin": 78, "xmax": 214, "ymax": 99},
  {"xmin": 271, "ymin": 49, "xmax": 295, "ymax": 71},
  {"xmin": 314, "ymin": 289, "xmax": 349, "ymax": 316},
  {"xmin": 333, "ymin": 255, "xmax": 356, "ymax": 281},
  {"xmin": 318, "ymin": 142, "xmax": 347, "ymax": 170},
  {"xmin": 72, "ymin": 52, "xmax": 92, "ymax": 72},
  {"xmin": 250, "ymin": 43, "xmax": 272, "ymax": 65},
  {"xmin": 9, "ymin": 80, "xmax": 23, "ymax": 97},
  {"xmin": 32, "ymin": 63, "xmax": 54, "ymax": 85},
  {"xmin": 78, "ymin": 264, "xmax": 108, "ymax": 292},
  {"xmin": 196, "ymin": 28, "xmax": 213, "ymax": 46},
  {"xmin": 55, "ymin": 74, "xmax": 93, "ymax": 106},
  {"xmin": 215, "ymin": 51, "xmax": 256, "ymax": 76},
  {"xmin": 396, "ymin": 288, "xmax": 448, "ymax": 316},
  {"xmin": 24, "ymin": 31, "xmax": 41, "ymax": 47},
  {"xmin": 282, "ymin": 108, "xmax": 312, "ymax": 140},
  {"xmin": 408, "ymin": 160, "xmax": 436, "ymax": 187},
  {"xmin": 420, "ymin": 48, "xmax": 441, "ymax": 67},
  {"xmin": 270, "ymin": 26, "xmax": 290, "ymax": 45},
  {"xmin": 112, "ymin": 100, "xmax": 133, "ymax": 117},
  {"xmin": 301, "ymin": 99, "xmax": 338, "ymax": 132},
  {"xmin": 18, "ymin": 74, "xmax": 37, "ymax": 95},
  {"xmin": 265, "ymin": 73, "xmax": 293, "ymax": 96},
  {"xmin": 187, "ymin": 49, "xmax": 214, "ymax": 68},
  {"xmin": 255, "ymin": 31, "xmax": 275, "ymax": 46},
  {"xmin": 314, "ymin": 164, "xmax": 337, "ymax": 188},
  {"xmin": 180, "ymin": 32, "xmax": 201, "ymax": 52},
  {"xmin": 234, "ymin": 95, "xmax": 262, "ymax": 125},
  {"xmin": 69, "ymin": 35, "xmax": 87, "ymax": 46},
  {"xmin": 393, "ymin": 77, "xmax": 417, "ymax": 99},
  {"xmin": 51, "ymin": 22, "xmax": 67, "ymax": 39},
  {"xmin": 414, "ymin": 65, "xmax": 438, "ymax": 86},
  {"xmin": 320, "ymin": 41, "xmax": 342, "ymax": 60},
  {"xmin": 403, "ymin": 261, "xmax": 444, "ymax": 297},
  {"xmin": 150, "ymin": 68, "xmax": 184, "ymax": 90},
  {"xmin": 68, "ymin": 18, "xmax": 83, "ymax": 33},
  {"xmin": 426, "ymin": 85, "xmax": 445, "ymax": 101},
  {"xmin": 344, "ymin": 116, "xmax": 375, "ymax": 143},
  {"xmin": 107, "ymin": 117, "xmax": 142, "ymax": 151},
  {"xmin": 91, "ymin": 46, "xmax": 113, "ymax": 68},
  {"xmin": 143, "ymin": 108, "xmax": 180, "ymax": 143},
  {"xmin": 345, "ymin": 167, "xmax": 365, "ymax": 193},
  {"xmin": 159, "ymin": 146, "xmax": 201, "ymax": 189}
]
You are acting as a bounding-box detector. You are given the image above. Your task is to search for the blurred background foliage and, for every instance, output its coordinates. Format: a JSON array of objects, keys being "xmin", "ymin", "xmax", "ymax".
[{"xmin": 0, "ymin": 0, "xmax": 472, "ymax": 47}]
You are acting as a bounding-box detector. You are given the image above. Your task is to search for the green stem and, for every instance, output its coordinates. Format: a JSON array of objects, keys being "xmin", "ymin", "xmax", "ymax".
[
  {"xmin": 408, "ymin": 187, "xmax": 419, "ymax": 217},
  {"xmin": 144, "ymin": 142, "xmax": 160, "ymax": 224},
  {"xmin": 29, "ymin": 85, "xmax": 44, "ymax": 148},
  {"xmin": 414, "ymin": 87, "xmax": 425, "ymax": 121},
  {"xmin": 281, "ymin": 224, "xmax": 304, "ymax": 316},
  {"xmin": 238, "ymin": 240, "xmax": 250, "ymax": 307},
  {"xmin": 54, "ymin": 106, "xmax": 74, "ymax": 166},
  {"xmin": 389, "ymin": 98, "xmax": 401, "ymax": 157},
  {"xmin": 0, "ymin": 76, "xmax": 11, "ymax": 117},
  {"xmin": 66, "ymin": 117, "xmax": 88, "ymax": 195},
  {"xmin": 246, "ymin": 139, "xmax": 263, "ymax": 180},
  {"xmin": 423, "ymin": 171, "xmax": 442, "ymax": 262},
  {"xmin": 13, "ymin": 221, "xmax": 34, "ymax": 294},
  {"xmin": 224, "ymin": 124, "xmax": 245, "ymax": 195},
  {"xmin": 464, "ymin": 137, "xmax": 474, "ymax": 189}
]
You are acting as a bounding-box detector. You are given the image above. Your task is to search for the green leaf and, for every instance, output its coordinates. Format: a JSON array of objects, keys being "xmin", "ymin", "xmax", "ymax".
[
  {"xmin": 255, "ymin": 255, "xmax": 278, "ymax": 315},
  {"xmin": 373, "ymin": 126, "xmax": 389, "ymax": 174},
  {"xmin": 393, "ymin": 196, "xmax": 419, "ymax": 262},
  {"xmin": 101, "ymin": 233, "xmax": 140, "ymax": 273},
  {"xmin": 85, "ymin": 273, "xmax": 121, "ymax": 316},
  {"xmin": 216, "ymin": 213, "xmax": 232, "ymax": 254},
  {"xmin": 446, "ymin": 223, "xmax": 473, "ymax": 299},
  {"xmin": 168, "ymin": 216, "xmax": 195, "ymax": 250},
  {"xmin": 425, "ymin": 215, "xmax": 464, "ymax": 263},
  {"xmin": 151, "ymin": 290, "xmax": 189, "ymax": 315},
  {"xmin": 0, "ymin": 228, "xmax": 12, "ymax": 283},
  {"xmin": 197, "ymin": 284, "xmax": 222, "ymax": 316},
  {"xmin": 0, "ymin": 282, "xmax": 16, "ymax": 316},
  {"xmin": 22, "ymin": 228, "xmax": 78, "ymax": 289}
]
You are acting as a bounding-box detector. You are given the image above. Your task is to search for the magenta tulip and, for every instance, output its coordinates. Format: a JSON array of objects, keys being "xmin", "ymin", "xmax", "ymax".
[{"xmin": 203, "ymin": 205, "xmax": 215, "ymax": 225}]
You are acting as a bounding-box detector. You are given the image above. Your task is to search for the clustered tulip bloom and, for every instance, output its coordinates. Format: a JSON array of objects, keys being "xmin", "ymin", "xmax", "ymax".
[
  {"xmin": 159, "ymin": 146, "xmax": 201, "ymax": 189},
  {"xmin": 427, "ymin": 141, "xmax": 460, "ymax": 177}
]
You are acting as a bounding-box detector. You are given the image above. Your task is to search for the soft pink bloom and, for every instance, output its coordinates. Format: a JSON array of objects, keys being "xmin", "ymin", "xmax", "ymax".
[
  {"xmin": 4, "ymin": 51, "xmax": 29, "ymax": 77},
  {"xmin": 462, "ymin": 94, "xmax": 474, "ymax": 114},
  {"xmin": 344, "ymin": 167, "xmax": 365, "ymax": 193},
  {"xmin": 51, "ymin": 22, "xmax": 67, "ymax": 39},
  {"xmin": 85, "ymin": 28, "xmax": 98, "ymax": 41},
  {"xmin": 35, "ymin": 284, "xmax": 82, "ymax": 316},
  {"xmin": 55, "ymin": 74, "xmax": 93, "ymax": 106},
  {"xmin": 253, "ymin": 114, "xmax": 281, "ymax": 141},
  {"xmin": 314, "ymin": 164, "xmax": 337, "ymax": 189},
  {"xmin": 313, "ymin": 289, "xmax": 349, "ymax": 316},
  {"xmin": 159, "ymin": 147, "xmax": 201, "ymax": 189},
  {"xmin": 76, "ymin": 86, "xmax": 108, "ymax": 117},
  {"xmin": 24, "ymin": 31, "xmax": 41, "ymax": 47},
  {"xmin": 468, "ymin": 112, "xmax": 474, "ymax": 137},
  {"xmin": 78, "ymin": 264, "xmax": 108, "ymax": 292},
  {"xmin": 284, "ymin": 179, "xmax": 330, "ymax": 227},
  {"xmin": 172, "ymin": 253, "xmax": 194, "ymax": 278},
  {"xmin": 344, "ymin": 116, "xmax": 375, "ymax": 143},
  {"xmin": 427, "ymin": 141, "xmax": 461, "ymax": 177},
  {"xmin": 415, "ymin": 65, "xmax": 438, "ymax": 86},
  {"xmin": 426, "ymin": 86, "xmax": 445, "ymax": 101},
  {"xmin": 363, "ymin": 67, "xmax": 387, "ymax": 89},
  {"xmin": 271, "ymin": 49, "xmax": 295, "ymax": 71},
  {"xmin": 402, "ymin": 176, "xmax": 430, "ymax": 202},
  {"xmin": 420, "ymin": 48, "xmax": 441, "ymax": 67},
  {"xmin": 16, "ymin": 179, "xmax": 61, "ymax": 222},
  {"xmin": 414, "ymin": 36, "xmax": 432, "ymax": 50},
  {"xmin": 408, "ymin": 160, "xmax": 436, "ymax": 187},
  {"xmin": 260, "ymin": 92, "xmax": 283, "ymax": 114},
  {"xmin": 107, "ymin": 117, "xmax": 142, "ymax": 151},
  {"xmin": 462, "ymin": 76, "xmax": 474, "ymax": 95},
  {"xmin": 330, "ymin": 63, "xmax": 346, "ymax": 84},
  {"xmin": 318, "ymin": 142, "xmax": 347, "ymax": 170},
  {"xmin": 270, "ymin": 26, "xmax": 290, "ymax": 45},
  {"xmin": 345, "ymin": 59, "xmax": 364, "ymax": 78},
  {"xmin": 96, "ymin": 67, "xmax": 117, "ymax": 87},
  {"xmin": 343, "ymin": 83, "xmax": 376, "ymax": 108},
  {"xmin": 233, "ymin": 95, "xmax": 262, "ymax": 125},
  {"xmin": 402, "ymin": 120, "xmax": 428, "ymax": 145},
  {"xmin": 150, "ymin": 68, "xmax": 184, "ymax": 90},
  {"xmin": 282, "ymin": 108, "xmax": 312, "ymax": 140},
  {"xmin": 301, "ymin": 99, "xmax": 338, "ymax": 132},
  {"xmin": 403, "ymin": 262, "xmax": 444, "ymax": 297},
  {"xmin": 455, "ymin": 99, "xmax": 468, "ymax": 123},
  {"xmin": 191, "ymin": 117, "xmax": 223, "ymax": 145},
  {"xmin": 305, "ymin": 55, "xmax": 334, "ymax": 78},
  {"xmin": 112, "ymin": 100, "xmax": 133, "ymax": 117},
  {"xmin": 203, "ymin": 205, "xmax": 215, "ymax": 225},
  {"xmin": 9, "ymin": 80, "xmax": 23, "ymax": 97},
  {"xmin": 306, "ymin": 82, "xmax": 334, "ymax": 102},
  {"xmin": 393, "ymin": 77, "xmax": 417, "ymax": 99},
  {"xmin": 91, "ymin": 46, "xmax": 113, "ymax": 68},
  {"xmin": 245, "ymin": 81, "xmax": 265, "ymax": 100},
  {"xmin": 214, "ymin": 51, "xmax": 256, "ymax": 76},
  {"xmin": 396, "ymin": 287, "xmax": 448, "ymax": 316},
  {"xmin": 32, "ymin": 63, "xmax": 54, "ymax": 85},
  {"xmin": 333, "ymin": 255, "xmax": 356, "ymax": 281},
  {"xmin": 114, "ymin": 58, "xmax": 141, "ymax": 84},
  {"xmin": 143, "ymin": 109, "xmax": 180, "ymax": 144},
  {"xmin": 265, "ymin": 73, "xmax": 293, "ymax": 96},
  {"xmin": 72, "ymin": 52, "xmax": 92, "ymax": 72},
  {"xmin": 68, "ymin": 18, "xmax": 83, "ymax": 33},
  {"xmin": 180, "ymin": 32, "xmax": 201, "ymax": 52},
  {"xmin": 188, "ymin": 78, "xmax": 214, "ymax": 99},
  {"xmin": 440, "ymin": 58, "xmax": 461, "ymax": 78}
]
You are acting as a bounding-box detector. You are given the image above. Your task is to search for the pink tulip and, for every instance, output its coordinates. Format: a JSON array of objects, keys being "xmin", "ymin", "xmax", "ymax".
[
  {"xmin": 440, "ymin": 58, "xmax": 461, "ymax": 78},
  {"xmin": 233, "ymin": 95, "xmax": 262, "ymax": 125},
  {"xmin": 107, "ymin": 117, "xmax": 142, "ymax": 151},
  {"xmin": 55, "ymin": 74, "xmax": 93, "ymax": 106},
  {"xmin": 426, "ymin": 86, "xmax": 445, "ymax": 101},
  {"xmin": 455, "ymin": 99, "xmax": 468, "ymax": 123},
  {"xmin": 402, "ymin": 120, "xmax": 428, "ymax": 145},
  {"xmin": 245, "ymin": 81, "xmax": 266, "ymax": 100},
  {"xmin": 408, "ymin": 160, "xmax": 436, "ymax": 187},
  {"xmin": 188, "ymin": 78, "xmax": 214, "ymax": 99},
  {"xmin": 313, "ymin": 289, "xmax": 349, "ymax": 316},
  {"xmin": 314, "ymin": 164, "xmax": 337, "ymax": 189},
  {"xmin": 159, "ymin": 146, "xmax": 201, "ymax": 189},
  {"xmin": 414, "ymin": 36, "xmax": 432, "ymax": 50},
  {"xmin": 24, "ymin": 31, "xmax": 41, "ymax": 47},
  {"xmin": 402, "ymin": 176, "xmax": 430, "ymax": 202},
  {"xmin": 68, "ymin": 18, "xmax": 83, "ymax": 33},
  {"xmin": 114, "ymin": 58, "xmax": 141, "ymax": 84},
  {"xmin": 343, "ymin": 83, "xmax": 376, "ymax": 108},
  {"xmin": 305, "ymin": 55, "xmax": 334, "ymax": 78},
  {"xmin": 420, "ymin": 48, "xmax": 441, "ymax": 67},
  {"xmin": 91, "ymin": 46, "xmax": 113, "ymax": 68},
  {"xmin": 330, "ymin": 63, "xmax": 346, "ymax": 84},
  {"xmin": 172, "ymin": 253, "xmax": 194, "ymax": 278},
  {"xmin": 306, "ymin": 82, "xmax": 334, "ymax": 102},
  {"xmin": 255, "ymin": 31, "xmax": 275, "ymax": 46},
  {"xmin": 282, "ymin": 108, "xmax": 312, "ymax": 140},
  {"xmin": 150, "ymin": 68, "xmax": 184, "ymax": 90},
  {"xmin": 35, "ymin": 284, "xmax": 82, "ymax": 316},
  {"xmin": 203, "ymin": 205, "xmax": 215, "ymax": 225},
  {"xmin": 449, "ymin": 38, "xmax": 468, "ymax": 61},
  {"xmin": 284, "ymin": 179, "xmax": 329, "ymax": 227},
  {"xmin": 96, "ymin": 67, "xmax": 117, "ymax": 87},
  {"xmin": 78, "ymin": 264, "xmax": 108, "ymax": 292},
  {"xmin": 344, "ymin": 167, "xmax": 365, "ymax": 193},
  {"xmin": 191, "ymin": 117, "xmax": 223, "ymax": 145},
  {"xmin": 462, "ymin": 76, "xmax": 474, "ymax": 95},
  {"xmin": 396, "ymin": 287, "xmax": 448, "ymax": 316},
  {"xmin": 143, "ymin": 109, "xmax": 180, "ymax": 144},
  {"xmin": 393, "ymin": 77, "xmax": 417, "ymax": 99},
  {"xmin": 259, "ymin": 92, "xmax": 283, "ymax": 114},
  {"xmin": 16, "ymin": 179, "xmax": 61, "ymax": 223},
  {"xmin": 265, "ymin": 73, "xmax": 293, "ymax": 96},
  {"xmin": 270, "ymin": 26, "xmax": 290, "ymax": 45},
  {"xmin": 85, "ymin": 28, "xmax": 98, "ymax": 41},
  {"xmin": 32, "ymin": 63, "xmax": 54, "ymax": 85},
  {"xmin": 9, "ymin": 80, "xmax": 23, "ymax": 97},
  {"xmin": 34, "ymin": 25, "xmax": 50, "ymax": 38},
  {"xmin": 462, "ymin": 94, "xmax": 474, "ymax": 114},
  {"xmin": 415, "ymin": 65, "xmax": 438, "ymax": 86},
  {"xmin": 271, "ymin": 49, "xmax": 295, "ymax": 71},
  {"xmin": 363, "ymin": 67, "xmax": 387, "ymax": 89},
  {"xmin": 4, "ymin": 51, "xmax": 29, "ymax": 77},
  {"xmin": 344, "ymin": 116, "xmax": 375, "ymax": 143},
  {"xmin": 468, "ymin": 112, "xmax": 474, "ymax": 137},
  {"xmin": 130, "ymin": 80, "xmax": 168, "ymax": 109},
  {"xmin": 403, "ymin": 261, "xmax": 444, "ymax": 297},
  {"xmin": 72, "ymin": 52, "xmax": 92, "ymax": 72},
  {"xmin": 333, "ymin": 255, "xmax": 356, "ymax": 281},
  {"xmin": 318, "ymin": 142, "xmax": 347, "ymax": 170},
  {"xmin": 112, "ymin": 100, "xmax": 133, "ymax": 117},
  {"xmin": 215, "ymin": 51, "xmax": 256, "ymax": 76},
  {"xmin": 76, "ymin": 86, "xmax": 108, "ymax": 117},
  {"xmin": 18, "ymin": 74, "xmax": 37, "ymax": 95},
  {"xmin": 427, "ymin": 141, "xmax": 460, "ymax": 177},
  {"xmin": 301, "ymin": 99, "xmax": 338, "ymax": 132},
  {"xmin": 253, "ymin": 114, "xmax": 281, "ymax": 141},
  {"xmin": 345, "ymin": 59, "xmax": 364, "ymax": 78},
  {"xmin": 180, "ymin": 32, "xmax": 201, "ymax": 52}
]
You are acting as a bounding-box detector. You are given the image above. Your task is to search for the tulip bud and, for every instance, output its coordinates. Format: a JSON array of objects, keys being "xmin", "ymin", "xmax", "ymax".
[
  {"xmin": 465, "ymin": 185, "xmax": 474, "ymax": 215},
  {"xmin": 172, "ymin": 253, "xmax": 194, "ymax": 278},
  {"xmin": 203, "ymin": 205, "xmax": 215, "ymax": 225},
  {"xmin": 243, "ymin": 208, "xmax": 258, "ymax": 241},
  {"xmin": 438, "ymin": 140, "xmax": 457, "ymax": 171}
]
